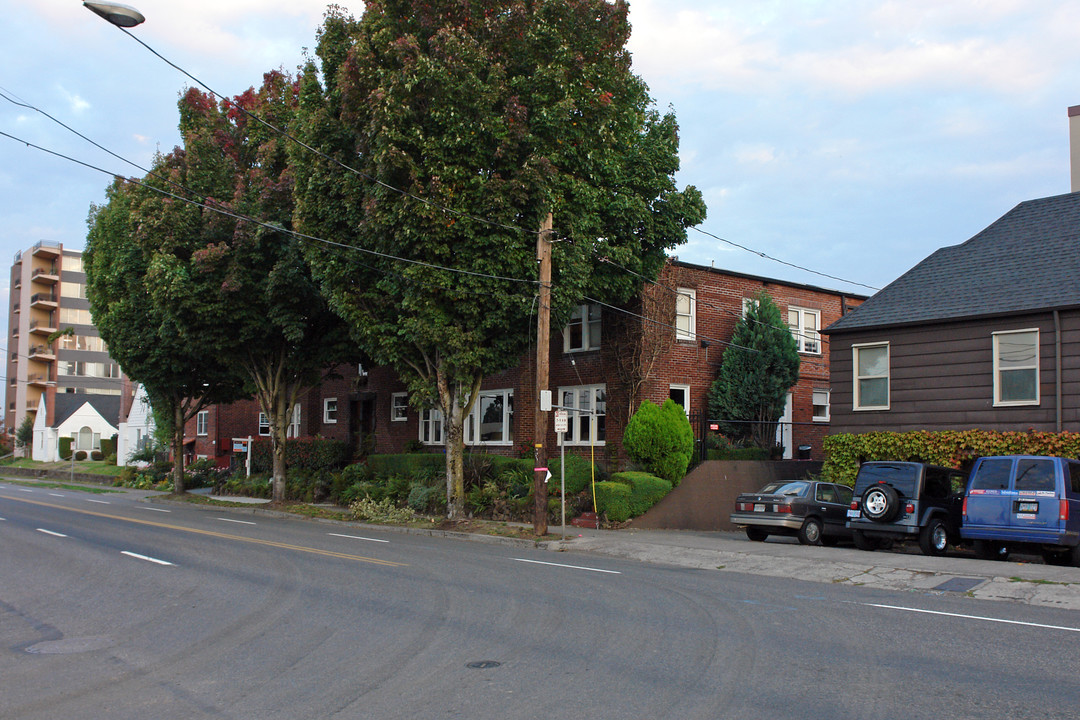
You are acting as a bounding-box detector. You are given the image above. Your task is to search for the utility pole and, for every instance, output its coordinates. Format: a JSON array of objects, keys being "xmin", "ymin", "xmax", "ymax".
[{"xmin": 533, "ymin": 212, "xmax": 553, "ymax": 535}]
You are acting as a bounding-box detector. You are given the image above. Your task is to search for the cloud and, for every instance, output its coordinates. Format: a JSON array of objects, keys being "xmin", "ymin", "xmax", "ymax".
[
  {"xmin": 732, "ymin": 143, "xmax": 778, "ymax": 166},
  {"xmin": 57, "ymin": 86, "xmax": 90, "ymax": 115}
]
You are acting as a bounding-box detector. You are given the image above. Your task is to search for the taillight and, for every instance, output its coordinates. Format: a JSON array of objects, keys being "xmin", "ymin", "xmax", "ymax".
[
  {"xmin": 777, "ymin": 505, "xmax": 792, "ymax": 514},
  {"xmin": 962, "ymin": 497, "xmax": 968, "ymax": 517},
  {"xmin": 850, "ymin": 501, "xmax": 859, "ymax": 510},
  {"xmin": 1061, "ymin": 500, "xmax": 1069, "ymax": 522},
  {"xmin": 905, "ymin": 503, "xmax": 915, "ymax": 514}
]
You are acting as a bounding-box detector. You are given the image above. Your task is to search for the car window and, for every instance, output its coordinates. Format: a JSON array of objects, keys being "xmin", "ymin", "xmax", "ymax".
[
  {"xmin": 923, "ymin": 467, "xmax": 952, "ymax": 500},
  {"xmin": 815, "ymin": 484, "xmax": 838, "ymax": 504},
  {"xmin": 763, "ymin": 481, "xmax": 809, "ymax": 497},
  {"xmin": 854, "ymin": 464, "xmax": 917, "ymax": 497},
  {"xmin": 1015, "ymin": 459, "xmax": 1056, "ymax": 493},
  {"xmin": 836, "ymin": 485, "xmax": 853, "ymax": 505},
  {"xmin": 970, "ymin": 458, "xmax": 1012, "ymax": 491},
  {"xmin": 1070, "ymin": 462, "xmax": 1080, "ymax": 494}
]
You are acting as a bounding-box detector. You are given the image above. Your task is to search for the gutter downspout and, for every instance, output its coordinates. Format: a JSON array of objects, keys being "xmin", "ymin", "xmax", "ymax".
[{"xmin": 1054, "ymin": 310, "xmax": 1062, "ymax": 432}]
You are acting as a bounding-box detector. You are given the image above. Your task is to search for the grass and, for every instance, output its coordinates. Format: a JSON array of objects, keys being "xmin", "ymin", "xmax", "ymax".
[
  {"xmin": 1, "ymin": 457, "xmax": 126, "ymax": 477},
  {"xmin": 0, "ymin": 478, "xmax": 117, "ymax": 494},
  {"xmin": 1009, "ymin": 576, "xmax": 1070, "ymax": 586}
]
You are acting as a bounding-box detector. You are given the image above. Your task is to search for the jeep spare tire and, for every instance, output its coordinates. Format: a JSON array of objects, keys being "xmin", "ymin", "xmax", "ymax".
[{"xmin": 861, "ymin": 484, "xmax": 900, "ymax": 523}]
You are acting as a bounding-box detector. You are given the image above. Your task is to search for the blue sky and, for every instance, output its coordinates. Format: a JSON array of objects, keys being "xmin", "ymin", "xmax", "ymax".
[{"xmin": 2, "ymin": 0, "xmax": 1077, "ymax": 298}]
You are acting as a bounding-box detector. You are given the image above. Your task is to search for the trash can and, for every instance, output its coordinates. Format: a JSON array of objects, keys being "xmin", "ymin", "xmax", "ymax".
[{"xmin": 797, "ymin": 445, "xmax": 812, "ymax": 460}]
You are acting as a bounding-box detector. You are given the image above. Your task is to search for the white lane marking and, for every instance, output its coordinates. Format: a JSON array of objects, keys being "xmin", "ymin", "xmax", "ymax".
[
  {"xmin": 121, "ymin": 551, "xmax": 175, "ymax": 566},
  {"xmin": 139, "ymin": 507, "xmax": 170, "ymax": 513},
  {"xmin": 49, "ymin": 493, "xmax": 65, "ymax": 497},
  {"xmin": 18, "ymin": 488, "xmax": 33, "ymax": 493},
  {"xmin": 862, "ymin": 603, "xmax": 1080, "ymax": 634},
  {"xmin": 328, "ymin": 533, "xmax": 389, "ymax": 544},
  {"xmin": 86, "ymin": 499, "xmax": 110, "ymax": 505},
  {"xmin": 217, "ymin": 518, "xmax": 256, "ymax": 526},
  {"xmin": 513, "ymin": 558, "xmax": 621, "ymax": 575},
  {"xmin": 36, "ymin": 528, "xmax": 68, "ymax": 538}
]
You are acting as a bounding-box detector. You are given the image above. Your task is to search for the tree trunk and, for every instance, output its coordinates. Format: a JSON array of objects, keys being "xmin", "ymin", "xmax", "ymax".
[
  {"xmin": 172, "ymin": 402, "xmax": 186, "ymax": 494},
  {"xmin": 271, "ymin": 391, "xmax": 289, "ymax": 503},
  {"xmin": 438, "ymin": 372, "xmax": 481, "ymax": 520}
]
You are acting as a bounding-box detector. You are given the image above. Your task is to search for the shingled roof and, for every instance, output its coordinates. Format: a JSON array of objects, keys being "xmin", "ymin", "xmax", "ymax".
[
  {"xmin": 826, "ymin": 191, "xmax": 1080, "ymax": 333},
  {"xmin": 52, "ymin": 393, "xmax": 122, "ymax": 428}
]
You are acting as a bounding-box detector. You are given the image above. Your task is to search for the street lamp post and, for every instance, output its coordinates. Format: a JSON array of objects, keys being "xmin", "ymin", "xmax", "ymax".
[{"xmin": 83, "ymin": 1, "xmax": 145, "ymax": 28}]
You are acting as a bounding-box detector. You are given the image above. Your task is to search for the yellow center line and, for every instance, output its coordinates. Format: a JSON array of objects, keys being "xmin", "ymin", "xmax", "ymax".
[{"xmin": 2, "ymin": 495, "xmax": 407, "ymax": 567}]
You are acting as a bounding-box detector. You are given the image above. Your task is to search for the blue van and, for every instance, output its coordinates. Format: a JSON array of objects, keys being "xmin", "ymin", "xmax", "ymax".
[{"xmin": 961, "ymin": 455, "xmax": 1080, "ymax": 565}]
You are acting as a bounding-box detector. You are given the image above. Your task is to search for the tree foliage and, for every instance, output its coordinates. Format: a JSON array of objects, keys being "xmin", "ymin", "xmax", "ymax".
[
  {"xmin": 292, "ymin": 1, "xmax": 706, "ymax": 519},
  {"xmin": 622, "ymin": 399, "xmax": 694, "ymax": 484},
  {"xmin": 707, "ymin": 291, "xmax": 800, "ymax": 449},
  {"xmin": 15, "ymin": 415, "xmax": 33, "ymax": 451}
]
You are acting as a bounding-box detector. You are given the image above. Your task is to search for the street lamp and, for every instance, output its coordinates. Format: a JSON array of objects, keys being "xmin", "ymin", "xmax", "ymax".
[{"xmin": 83, "ymin": 1, "xmax": 145, "ymax": 28}]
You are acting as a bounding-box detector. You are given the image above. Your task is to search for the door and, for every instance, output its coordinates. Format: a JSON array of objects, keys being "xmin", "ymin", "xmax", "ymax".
[
  {"xmin": 775, "ymin": 393, "xmax": 792, "ymax": 460},
  {"xmin": 1010, "ymin": 457, "xmax": 1060, "ymax": 541},
  {"xmin": 965, "ymin": 457, "xmax": 1013, "ymax": 530},
  {"xmin": 815, "ymin": 483, "xmax": 851, "ymax": 533}
]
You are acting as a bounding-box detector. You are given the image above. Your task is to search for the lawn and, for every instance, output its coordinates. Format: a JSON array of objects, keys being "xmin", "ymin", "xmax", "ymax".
[{"xmin": 0, "ymin": 457, "xmax": 126, "ymax": 477}]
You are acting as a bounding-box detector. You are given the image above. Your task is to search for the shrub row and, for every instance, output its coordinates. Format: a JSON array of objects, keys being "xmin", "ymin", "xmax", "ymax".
[
  {"xmin": 250, "ymin": 436, "xmax": 351, "ymax": 473},
  {"xmin": 593, "ymin": 471, "xmax": 672, "ymax": 523}
]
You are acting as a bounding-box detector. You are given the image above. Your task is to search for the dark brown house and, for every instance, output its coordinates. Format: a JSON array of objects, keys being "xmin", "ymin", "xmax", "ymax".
[{"xmin": 824, "ymin": 191, "xmax": 1080, "ymax": 435}]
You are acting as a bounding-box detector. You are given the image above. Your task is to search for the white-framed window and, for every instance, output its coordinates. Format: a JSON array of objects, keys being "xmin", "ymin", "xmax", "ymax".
[
  {"xmin": 853, "ymin": 342, "xmax": 890, "ymax": 411},
  {"xmin": 812, "ymin": 389, "xmax": 830, "ymax": 422},
  {"xmin": 669, "ymin": 384, "xmax": 690, "ymax": 417},
  {"xmin": 563, "ymin": 304, "xmax": 602, "ymax": 352},
  {"xmin": 558, "ymin": 385, "xmax": 607, "ymax": 445},
  {"xmin": 788, "ymin": 307, "xmax": 821, "ymax": 354},
  {"xmin": 675, "ymin": 288, "xmax": 696, "ymax": 341},
  {"xmin": 741, "ymin": 297, "xmax": 755, "ymax": 318},
  {"xmin": 391, "ymin": 393, "xmax": 408, "ymax": 422},
  {"xmin": 420, "ymin": 408, "xmax": 443, "ymax": 445},
  {"xmin": 286, "ymin": 404, "xmax": 301, "ymax": 438},
  {"xmin": 196, "ymin": 410, "xmax": 209, "ymax": 436},
  {"xmin": 323, "ymin": 398, "xmax": 338, "ymax": 424},
  {"xmin": 464, "ymin": 389, "xmax": 514, "ymax": 445},
  {"xmin": 993, "ymin": 329, "xmax": 1039, "ymax": 406},
  {"xmin": 258, "ymin": 412, "xmax": 270, "ymax": 436}
]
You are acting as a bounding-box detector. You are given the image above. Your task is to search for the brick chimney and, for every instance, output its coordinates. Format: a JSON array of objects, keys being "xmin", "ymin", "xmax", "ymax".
[{"xmin": 1070, "ymin": 105, "xmax": 1080, "ymax": 192}]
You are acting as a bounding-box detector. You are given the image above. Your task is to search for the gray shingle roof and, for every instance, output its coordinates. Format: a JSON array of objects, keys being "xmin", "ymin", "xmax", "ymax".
[
  {"xmin": 826, "ymin": 191, "xmax": 1080, "ymax": 333},
  {"xmin": 52, "ymin": 393, "xmax": 122, "ymax": 428}
]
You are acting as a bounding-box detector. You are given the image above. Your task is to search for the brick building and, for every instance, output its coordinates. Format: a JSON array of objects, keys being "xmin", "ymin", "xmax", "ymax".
[{"xmin": 188, "ymin": 260, "xmax": 864, "ymax": 468}]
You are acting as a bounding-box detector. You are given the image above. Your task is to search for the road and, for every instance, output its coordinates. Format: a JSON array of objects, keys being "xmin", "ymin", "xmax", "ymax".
[{"xmin": 2, "ymin": 480, "xmax": 1078, "ymax": 719}]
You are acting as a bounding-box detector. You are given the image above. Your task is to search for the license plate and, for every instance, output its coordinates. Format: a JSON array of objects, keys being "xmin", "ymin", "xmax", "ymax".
[
  {"xmin": 846, "ymin": 509, "xmax": 861, "ymax": 519},
  {"xmin": 753, "ymin": 504, "xmax": 766, "ymax": 513},
  {"xmin": 1018, "ymin": 501, "xmax": 1038, "ymax": 513}
]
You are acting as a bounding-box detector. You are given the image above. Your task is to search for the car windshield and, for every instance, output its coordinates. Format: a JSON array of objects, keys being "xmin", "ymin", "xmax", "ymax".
[
  {"xmin": 756, "ymin": 481, "xmax": 809, "ymax": 497},
  {"xmin": 854, "ymin": 464, "xmax": 918, "ymax": 497}
]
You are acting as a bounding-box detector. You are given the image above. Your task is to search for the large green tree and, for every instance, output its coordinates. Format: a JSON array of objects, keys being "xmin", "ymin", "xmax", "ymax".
[
  {"xmin": 708, "ymin": 291, "xmax": 801, "ymax": 450},
  {"xmin": 292, "ymin": 1, "xmax": 706, "ymax": 520}
]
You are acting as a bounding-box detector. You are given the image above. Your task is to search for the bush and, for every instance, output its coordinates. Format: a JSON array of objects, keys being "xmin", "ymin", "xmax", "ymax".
[
  {"xmin": 407, "ymin": 483, "xmax": 442, "ymax": 513},
  {"xmin": 99, "ymin": 438, "xmax": 116, "ymax": 458},
  {"xmin": 593, "ymin": 481, "xmax": 631, "ymax": 523},
  {"xmin": 350, "ymin": 497, "xmax": 414, "ymax": 523},
  {"xmin": 548, "ymin": 453, "xmax": 598, "ymax": 495},
  {"xmin": 250, "ymin": 436, "xmax": 352, "ymax": 473},
  {"xmin": 365, "ymin": 453, "xmax": 447, "ymax": 481},
  {"xmin": 90, "ymin": 450, "xmax": 104, "ymax": 461},
  {"xmin": 59, "ymin": 437, "xmax": 73, "ymax": 461},
  {"xmin": 75, "ymin": 450, "xmax": 88, "ymax": 461},
  {"xmin": 622, "ymin": 399, "xmax": 694, "ymax": 485},
  {"xmin": 611, "ymin": 471, "xmax": 672, "ymax": 518}
]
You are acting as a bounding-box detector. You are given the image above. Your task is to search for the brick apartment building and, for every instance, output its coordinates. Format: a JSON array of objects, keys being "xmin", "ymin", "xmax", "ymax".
[{"xmin": 186, "ymin": 260, "xmax": 864, "ymax": 468}]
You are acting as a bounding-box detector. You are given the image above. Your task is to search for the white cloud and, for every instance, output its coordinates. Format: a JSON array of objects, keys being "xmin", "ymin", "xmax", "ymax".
[
  {"xmin": 732, "ymin": 143, "xmax": 778, "ymax": 166},
  {"xmin": 58, "ymin": 87, "xmax": 90, "ymax": 115}
]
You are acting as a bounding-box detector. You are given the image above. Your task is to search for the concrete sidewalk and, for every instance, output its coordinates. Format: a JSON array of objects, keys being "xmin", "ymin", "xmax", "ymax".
[{"xmin": 543, "ymin": 527, "xmax": 1080, "ymax": 610}]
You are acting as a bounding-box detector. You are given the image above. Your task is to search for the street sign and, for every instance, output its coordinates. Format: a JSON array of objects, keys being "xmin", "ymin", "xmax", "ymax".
[
  {"xmin": 554, "ymin": 409, "xmax": 568, "ymax": 434},
  {"xmin": 232, "ymin": 438, "xmax": 250, "ymax": 452}
]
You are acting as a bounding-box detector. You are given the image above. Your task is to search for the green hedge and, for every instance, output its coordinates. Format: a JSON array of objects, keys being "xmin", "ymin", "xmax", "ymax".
[
  {"xmin": 594, "ymin": 481, "xmax": 631, "ymax": 523},
  {"xmin": 251, "ymin": 437, "xmax": 352, "ymax": 473},
  {"xmin": 59, "ymin": 436, "xmax": 73, "ymax": 460},
  {"xmin": 622, "ymin": 399, "xmax": 694, "ymax": 485},
  {"xmin": 823, "ymin": 430, "xmax": 1080, "ymax": 486},
  {"xmin": 364, "ymin": 453, "xmax": 447, "ymax": 480},
  {"xmin": 99, "ymin": 437, "xmax": 115, "ymax": 458},
  {"xmin": 611, "ymin": 471, "xmax": 672, "ymax": 517},
  {"xmin": 548, "ymin": 453, "xmax": 598, "ymax": 495}
]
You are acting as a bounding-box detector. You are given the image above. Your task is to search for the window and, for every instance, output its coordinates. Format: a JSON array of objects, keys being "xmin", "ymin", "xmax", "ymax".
[
  {"xmin": 812, "ymin": 389, "xmax": 830, "ymax": 422},
  {"xmin": 57, "ymin": 361, "xmax": 120, "ymax": 378},
  {"xmin": 323, "ymin": 398, "xmax": 338, "ymax": 424},
  {"xmin": 258, "ymin": 412, "xmax": 270, "ymax": 436},
  {"xmin": 563, "ymin": 304, "xmax": 601, "ymax": 352},
  {"xmin": 558, "ymin": 385, "xmax": 606, "ymax": 445},
  {"xmin": 669, "ymin": 385, "xmax": 690, "ymax": 417},
  {"xmin": 1015, "ymin": 458, "xmax": 1055, "ymax": 493},
  {"xmin": 853, "ymin": 343, "xmax": 889, "ymax": 410},
  {"xmin": 391, "ymin": 393, "xmax": 408, "ymax": 422},
  {"xmin": 993, "ymin": 329, "xmax": 1039, "ymax": 406},
  {"xmin": 286, "ymin": 404, "xmax": 301, "ymax": 438},
  {"xmin": 196, "ymin": 411, "xmax": 209, "ymax": 436},
  {"xmin": 420, "ymin": 408, "xmax": 443, "ymax": 445},
  {"xmin": 58, "ymin": 308, "xmax": 92, "ymax": 325},
  {"xmin": 60, "ymin": 281, "xmax": 87, "ymax": 299},
  {"xmin": 464, "ymin": 390, "xmax": 514, "ymax": 445},
  {"xmin": 62, "ymin": 255, "xmax": 84, "ymax": 273},
  {"xmin": 741, "ymin": 298, "xmax": 755, "ymax": 317},
  {"xmin": 788, "ymin": 307, "xmax": 821, "ymax": 354},
  {"xmin": 675, "ymin": 288, "xmax": 696, "ymax": 341}
]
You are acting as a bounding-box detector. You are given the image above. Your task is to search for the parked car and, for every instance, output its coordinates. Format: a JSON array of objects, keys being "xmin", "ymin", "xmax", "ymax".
[
  {"xmin": 846, "ymin": 461, "xmax": 967, "ymax": 556},
  {"xmin": 961, "ymin": 455, "xmax": 1080, "ymax": 566},
  {"xmin": 731, "ymin": 480, "xmax": 853, "ymax": 546}
]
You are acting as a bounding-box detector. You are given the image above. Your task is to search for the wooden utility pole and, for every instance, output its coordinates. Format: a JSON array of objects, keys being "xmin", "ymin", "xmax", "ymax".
[{"xmin": 533, "ymin": 212, "xmax": 553, "ymax": 535}]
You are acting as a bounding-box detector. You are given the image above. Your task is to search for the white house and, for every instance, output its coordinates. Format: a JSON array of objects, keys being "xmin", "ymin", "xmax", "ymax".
[
  {"xmin": 33, "ymin": 394, "xmax": 121, "ymax": 462},
  {"xmin": 117, "ymin": 383, "xmax": 155, "ymax": 466}
]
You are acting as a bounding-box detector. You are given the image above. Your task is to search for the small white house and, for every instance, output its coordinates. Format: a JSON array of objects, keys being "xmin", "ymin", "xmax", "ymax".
[
  {"xmin": 117, "ymin": 383, "xmax": 155, "ymax": 466},
  {"xmin": 33, "ymin": 393, "xmax": 121, "ymax": 463}
]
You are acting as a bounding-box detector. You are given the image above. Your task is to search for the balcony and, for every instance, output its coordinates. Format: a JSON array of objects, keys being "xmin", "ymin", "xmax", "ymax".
[
  {"xmin": 31, "ymin": 266, "xmax": 59, "ymax": 285},
  {"xmin": 30, "ymin": 292, "xmax": 57, "ymax": 309},
  {"xmin": 29, "ymin": 319, "xmax": 57, "ymax": 336},
  {"xmin": 31, "ymin": 241, "xmax": 61, "ymax": 259},
  {"xmin": 12, "ymin": 302, "xmax": 19, "ymax": 313},
  {"xmin": 27, "ymin": 374, "xmax": 50, "ymax": 388},
  {"xmin": 25, "ymin": 401, "xmax": 39, "ymax": 414},
  {"xmin": 28, "ymin": 344, "xmax": 55, "ymax": 362}
]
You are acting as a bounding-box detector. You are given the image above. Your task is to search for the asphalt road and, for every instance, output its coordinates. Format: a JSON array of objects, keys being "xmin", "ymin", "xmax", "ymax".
[{"xmin": 2, "ymin": 481, "xmax": 1079, "ymax": 719}]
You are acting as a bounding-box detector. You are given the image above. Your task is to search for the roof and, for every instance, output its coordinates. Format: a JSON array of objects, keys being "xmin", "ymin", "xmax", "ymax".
[
  {"xmin": 826, "ymin": 192, "xmax": 1080, "ymax": 333},
  {"xmin": 670, "ymin": 259, "xmax": 869, "ymax": 300},
  {"xmin": 52, "ymin": 393, "xmax": 122, "ymax": 428}
]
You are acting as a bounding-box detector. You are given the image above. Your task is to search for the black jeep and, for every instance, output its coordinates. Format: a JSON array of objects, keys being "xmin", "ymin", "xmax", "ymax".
[{"xmin": 846, "ymin": 461, "xmax": 966, "ymax": 556}]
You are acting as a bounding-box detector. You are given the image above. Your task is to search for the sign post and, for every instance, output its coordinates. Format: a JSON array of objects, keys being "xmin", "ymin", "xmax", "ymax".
[{"xmin": 554, "ymin": 410, "xmax": 568, "ymax": 538}]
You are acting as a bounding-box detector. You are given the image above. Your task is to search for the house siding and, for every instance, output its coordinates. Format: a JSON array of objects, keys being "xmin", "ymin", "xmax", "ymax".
[{"xmin": 828, "ymin": 309, "xmax": 1080, "ymax": 434}]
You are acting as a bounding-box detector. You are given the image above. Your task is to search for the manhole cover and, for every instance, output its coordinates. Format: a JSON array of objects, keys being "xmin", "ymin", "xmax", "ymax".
[
  {"xmin": 933, "ymin": 577, "xmax": 985, "ymax": 593},
  {"xmin": 466, "ymin": 660, "xmax": 501, "ymax": 670},
  {"xmin": 26, "ymin": 636, "xmax": 115, "ymax": 654}
]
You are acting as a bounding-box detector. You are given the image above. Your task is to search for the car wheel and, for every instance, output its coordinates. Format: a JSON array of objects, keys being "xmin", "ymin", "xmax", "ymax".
[
  {"xmin": 861, "ymin": 484, "xmax": 901, "ymax": 523},
  {"xmin": 975, "ymin": 540, "xmax": 1010, "ymax": 561},
  {"xmin": 745, "ymin": 527, "xmax": 769, "ymax": 542},
  {"xmin": 852, "ymin": 529, "xmax": 876, "ymax": 551},
  {"xmin": 918, "ymin": 518, "xmax": 949, "ymax": 557},
  {"xmin": 1042, "ymin": 548, "xmax": 1072, "ymax": 566},
  {"xmin": 798, "ymin": 517, "xmax": 823, "ymax": 546}
]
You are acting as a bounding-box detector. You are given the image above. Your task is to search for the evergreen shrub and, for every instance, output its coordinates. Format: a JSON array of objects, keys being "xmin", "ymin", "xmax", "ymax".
[
  {"xmin": 594, "ymin": 481, "xmax": 631, "ymax": 522},
  {"xmin": 622, "ymin": 399, "xmax": 694, "ymax": 485},
  {"xmin": 611, "ymin": 471, "xmax": 672, "ymax": 517}
]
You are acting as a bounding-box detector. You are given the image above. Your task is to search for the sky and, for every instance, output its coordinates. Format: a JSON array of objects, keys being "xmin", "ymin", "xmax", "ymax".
[{"xmin": 1, "ymin": 0, "xmax": 1078, "ymax": 298}]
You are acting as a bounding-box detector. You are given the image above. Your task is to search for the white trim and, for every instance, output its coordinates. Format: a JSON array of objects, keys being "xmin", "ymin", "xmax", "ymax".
[
  {"xmin": 788, "ymin": 306, "xmax": 821, "ymax": 355},
  {"xmin": 420, "ymin": 407, "xmax": 443, "ymax": 445},
  {"xmin": 323, "ymin": 397, "xmax": 338, "ymax": 424},
  {"xmin": 812, "ymin": 388, "xmax": 830, "ymax": 423},
  {"xmin": 257, "ymin": 412, "xmax": 270, "ymax": 437},
  {"xmin": 675, "ymin": 288, "xmax": 696, "ymax": 341},
  {"xmin": 853, "ymin": 342, "xmax": 890, "ymax": 411},
  {"xmin": 563, "ymin": 304, "xmax": 601, "ymax": 353},
  {"xmin": 464, "ymin": 389, "xmax": 514, "ymax": 446},
  {"xmin": 669, "ymin": 384, "xmax": 691, "ymax": 417},
  {"xmin": 196, "ymin": 410, "xmax": 209, "ymax": 436},
  {"xmin": 557, "ymin": 384, "xmax": 606, "ymax": 446},
  {"xmin": 391, "ymin": 392, "xmax": 408, "ymax": 422},
  {"xmin": 992, "ymin": 329, "xmax": 1040, "ymax": 407}
]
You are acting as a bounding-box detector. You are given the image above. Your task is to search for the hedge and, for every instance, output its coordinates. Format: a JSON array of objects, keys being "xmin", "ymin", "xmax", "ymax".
[
  {"xmin": 823, "ymin": 429, "xmax": 1080, "ymax": 486},
  {"xmin": 251, "ymin": 437, "xmax": 351, "ymax": 473},
  {"xmin": 363, "ymin": 453, "xmax": 447, "ymax": 480},
  {"xmin": 59, "ymin": 436, "xmax": 73, "ymax": 460},
  {"xmin": 99, "ymin": 437, "xmax": 115, "ymax": 459},
  {"xmin": 611, "ymin": 471, "xmax": 672, "ymax": 518},
  {"xmin": 594, "ymin": 481, "xmax": 631, "ymax": 523},
  {"xmin": 548, "ymin": 453, "xmax": 598, "ymax": 495},
  {"xmin": 622, "ymin": 399, "xmax": 694, "ymax": 485}
]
